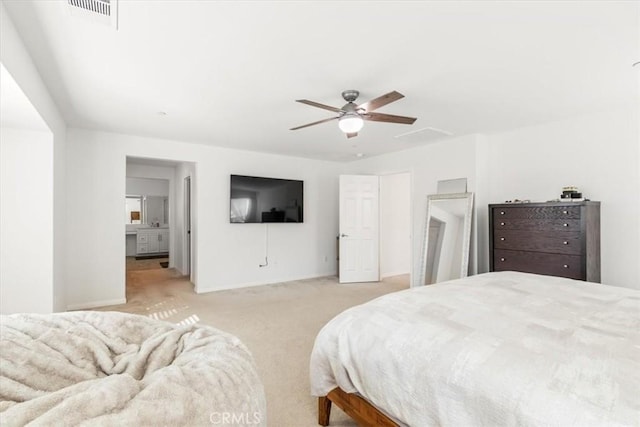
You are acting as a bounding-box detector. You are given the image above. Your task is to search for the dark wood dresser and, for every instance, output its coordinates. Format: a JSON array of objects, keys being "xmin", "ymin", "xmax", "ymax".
[{"xmin": 489, "ymin": 201, "xmax": 600, "ymax": 282}]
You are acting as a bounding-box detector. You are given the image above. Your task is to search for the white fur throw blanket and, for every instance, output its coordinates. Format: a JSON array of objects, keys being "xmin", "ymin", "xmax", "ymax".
[{"xmin": 0, "ymin": 311, "xmax": 266, "ymax": 426}]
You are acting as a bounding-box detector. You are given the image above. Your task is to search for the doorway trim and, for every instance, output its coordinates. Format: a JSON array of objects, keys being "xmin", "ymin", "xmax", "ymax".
[{"xmin": 183, "ymin": 175, "xmax": 192, "ymax": 280}]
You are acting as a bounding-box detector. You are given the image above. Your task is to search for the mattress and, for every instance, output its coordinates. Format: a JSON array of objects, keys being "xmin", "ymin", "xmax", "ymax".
[{"xmin": 310, "ymin": 271, "xmax": 640, "ymax": 426}]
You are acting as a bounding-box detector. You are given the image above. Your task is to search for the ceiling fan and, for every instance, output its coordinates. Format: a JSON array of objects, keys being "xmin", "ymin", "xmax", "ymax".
[{"xmin": 290, "ymin": 90, "xmax": 417, "ymax": 138}]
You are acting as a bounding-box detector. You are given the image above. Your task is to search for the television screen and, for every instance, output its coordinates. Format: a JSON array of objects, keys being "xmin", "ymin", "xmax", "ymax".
[{"xmin": 230, "ymin": 175, "xmax": 303, "ymax": 223}]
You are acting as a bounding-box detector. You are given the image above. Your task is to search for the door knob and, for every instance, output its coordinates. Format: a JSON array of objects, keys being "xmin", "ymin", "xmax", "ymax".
[{"xmin": 340, "ymin": 233, "xmax": 349, "ymax": 238}]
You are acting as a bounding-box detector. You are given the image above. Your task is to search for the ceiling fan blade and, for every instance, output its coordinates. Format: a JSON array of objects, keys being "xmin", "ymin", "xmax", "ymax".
[
  {"xmin": 363, "ymin": 112, "xmax": 417, "ymax": 125},
  {"xmin": 357, "ymin": 91, "xmax": 404, "ymax": 112},
  {"xmin": 290, "ymin": 116, "xmax": 338, "ymax": 130},
  {"xmin": 295, "ymin": 99, "xmax": 342, "ymax": 113},
  {"xmin": 346, "ymin": 132, "xmax": 358, "ymax": 139}
]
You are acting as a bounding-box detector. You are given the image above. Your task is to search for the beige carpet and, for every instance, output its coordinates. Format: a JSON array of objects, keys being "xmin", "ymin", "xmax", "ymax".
[{"xmin": 96, "ymin": 265, "xmax": 409, "ymax": 426}]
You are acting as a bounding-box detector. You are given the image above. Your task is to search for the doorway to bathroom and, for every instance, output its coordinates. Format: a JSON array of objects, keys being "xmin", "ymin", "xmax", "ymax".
[
  {"xmin": 125, "ymin": 175, "xmax": 170, "ymax": 271},
  {"xmin": 124, "ymin": 157, "xmax": 195, "ymax": 302}
]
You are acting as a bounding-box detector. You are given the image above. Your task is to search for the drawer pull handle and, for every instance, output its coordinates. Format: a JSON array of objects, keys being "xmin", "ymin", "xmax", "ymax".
[
  {"xmin": 563, "ymin": 241, "xmax": 568, "ymax": 245},
  {"xmin": 500, "ymin": 211, "xmax": 505, "ymax": 215},
  {"xmin": 563, "ymin": 210, "xmax": 568, "ymax": 214},
  {"xmin": 563, "ymin": 223, "xmax": 568, "ymax": 227},
  {"xmin": 500, "ymin": 222, "xmax": 505, "ymax": 226},
  {"xmin": 563, "ymin": 264, "xmax": 569, "ymax": 268},
  {"xmin": 500, "ymin": 258, "xmax": 505, "ymax": 262},
  {"xmin": 500, "ymin": 237, "xmax": 505, "ymax": 241}
]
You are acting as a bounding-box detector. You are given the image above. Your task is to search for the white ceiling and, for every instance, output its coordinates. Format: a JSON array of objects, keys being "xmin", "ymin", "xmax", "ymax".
[{"xmin": 3, "ymin": 1, "xmax": 638, "ymax": 161}]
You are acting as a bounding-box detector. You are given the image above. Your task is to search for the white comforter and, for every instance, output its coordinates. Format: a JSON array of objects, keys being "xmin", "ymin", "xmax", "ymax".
[
  {"xmin": 0, "ymin": 311, "xmax": 266, "ymax": 426},
  {"xmin": 310, "ymin": 271, "xmax": 640, "ymax": 426}
]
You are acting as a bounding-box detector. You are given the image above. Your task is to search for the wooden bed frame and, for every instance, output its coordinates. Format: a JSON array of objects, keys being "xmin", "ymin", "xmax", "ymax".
[{"xmin": 318, "ymin": 387, "xmax": 399, "ymax": 427}]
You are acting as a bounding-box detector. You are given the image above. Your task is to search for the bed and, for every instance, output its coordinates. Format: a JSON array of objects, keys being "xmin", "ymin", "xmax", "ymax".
[
  {"xmin": 310, "ymin": 271, "xmax": 640, "ymax": 426},
  {"xmin": 0, "ymin": 311, "xmax": 266, "ymax": 426}
]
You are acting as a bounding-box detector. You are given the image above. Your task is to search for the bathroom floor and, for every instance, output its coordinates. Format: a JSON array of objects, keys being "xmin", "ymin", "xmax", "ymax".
[{"xmin": 125, "ymin": 256, "xmax": 169, "ymax": 271}]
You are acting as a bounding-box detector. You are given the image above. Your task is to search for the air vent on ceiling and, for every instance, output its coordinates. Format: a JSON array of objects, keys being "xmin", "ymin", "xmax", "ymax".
[
  {"xmin": 394, "ymin": 127, "xmax": 453, "ymax": 143},
  {"xmin": 68, "ymin": 0, "xmax": 110, "ymax": 16},
  {"xmin": 67, "ymin": 0, "xmax": 118, "ymax": 29}
]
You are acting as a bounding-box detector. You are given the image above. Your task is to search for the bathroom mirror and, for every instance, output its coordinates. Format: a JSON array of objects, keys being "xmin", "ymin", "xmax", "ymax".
[
  {"xmin": 419, "ymin": 192, "xmax": 474, "ymax": 285},
  {"xmin": 125, "ymin": 195, "xmax": 168, "ymax": 225},
  {"xmin": 145, "ymin": 196, "xmax": 169, "ymax": 225}
]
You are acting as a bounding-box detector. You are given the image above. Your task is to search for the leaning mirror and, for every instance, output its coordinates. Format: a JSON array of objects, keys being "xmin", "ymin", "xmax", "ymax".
[{"xmin": 419, "ymin": 192, "xmax": 474, "ymax": 285}]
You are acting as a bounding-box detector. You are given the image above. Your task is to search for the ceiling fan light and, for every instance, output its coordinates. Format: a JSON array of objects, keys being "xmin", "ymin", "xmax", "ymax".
[{"xmin": 338, "ymin": 114, "xmax": 364, "ymax": 133}]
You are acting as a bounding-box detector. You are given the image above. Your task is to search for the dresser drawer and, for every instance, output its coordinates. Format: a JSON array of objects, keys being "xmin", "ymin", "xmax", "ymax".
[
  {"xmin": 493, "ymin": 249, "xmax": 584, "ymax": 280},
  {"xmin": 492, "ymin": 206, "xmax": 580, "ymax": 219},
  {"xmin": 489, "ymin": 202, "xmax": 599, "ymax": 282},
  {"xmin": 137, "ymin": 233, "xmax": 148, "ymax": 244},
  {"xmin": 493, "ymin": 219, "xmax": 580, "ymax": 232},
  {"xmin": 493, "ymin": 230, "xmax": 582, "ymax": 255},
  {"xmin": 137, "ymin": 244, "xmax": 149, "ymax": 254}
]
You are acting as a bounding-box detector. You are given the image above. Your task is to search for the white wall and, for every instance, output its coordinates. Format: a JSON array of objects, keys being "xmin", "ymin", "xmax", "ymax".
[
  {"xmin": 346, "ymin": 135, "xmax": 480, "ymax": 286},
  {"xmin": 379, "ymin": 172, "xmax": 411, "ymax": 278},
  {"xmin": 65, "ymin": 128, "xmax": 341, "ymax": 309},
  {"xmin": 0, "ymin": 128, "xmax": 53, "ymax": 313},
  {"xmin": 4, "ymin": 0, "xmax": 636, "ymax": 311},
  {"xmin": 347, "ymin": 107, "xmax": 640, "ymax": 291},
  {"xmin": 126, "ymin": 177, "xmax": 169, "ymax": 196},
  {"xmin": 1, "ymin": 4, "xmax": 67, "ymax": 312},
  {"xmin": 485, "ymin": 108, "xmax": 640, "ymax": 289}
]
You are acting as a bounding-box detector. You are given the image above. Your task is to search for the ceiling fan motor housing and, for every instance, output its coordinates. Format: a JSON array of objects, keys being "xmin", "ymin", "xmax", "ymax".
[
  {"xmin": 341, "ymin": 90, "xmax": 360, "ymax": 103},
  {"xmin": 341, "ymin": 102, "xmax": 359, "ymax": 115}
]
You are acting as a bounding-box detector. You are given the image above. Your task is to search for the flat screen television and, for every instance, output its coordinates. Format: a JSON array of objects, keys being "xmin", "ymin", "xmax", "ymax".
[{"xmin": 230, "ymin": 175, "xmax": 303, "ymax": 223}]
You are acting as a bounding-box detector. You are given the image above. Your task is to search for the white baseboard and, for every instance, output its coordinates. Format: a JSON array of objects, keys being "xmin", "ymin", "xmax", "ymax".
[
  {"xmin": 66, "ymin": 298, "xmax": 127, "ymax": 311},
  {"xmin": 195, "ymin": 271, "xmax": 337, "ymax": 294},
  {"xmin": 381, "ymin": 270, "xmax": 410, "ymax": 279}
]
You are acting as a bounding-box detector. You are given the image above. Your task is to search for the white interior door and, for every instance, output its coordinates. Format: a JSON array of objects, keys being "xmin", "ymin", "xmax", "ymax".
[{"xmin": 339, "ymin": 175, "xmax": 379, "ymax": 283}]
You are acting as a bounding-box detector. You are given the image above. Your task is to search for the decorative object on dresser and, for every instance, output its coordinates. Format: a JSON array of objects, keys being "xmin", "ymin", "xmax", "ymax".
[
  {"xmin": 489, "ymin": 201, "xmax": 600, "ymax": 282},
  {"xmin": 560, "ymin": 185, "xmax": 583, "ymax": 201}
]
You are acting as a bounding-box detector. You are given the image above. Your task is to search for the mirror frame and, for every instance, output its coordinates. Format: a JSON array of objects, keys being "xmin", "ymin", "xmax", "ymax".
[{"xmin": 418, "ymin": 192, "xmax": 474, "ymax": 286}]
